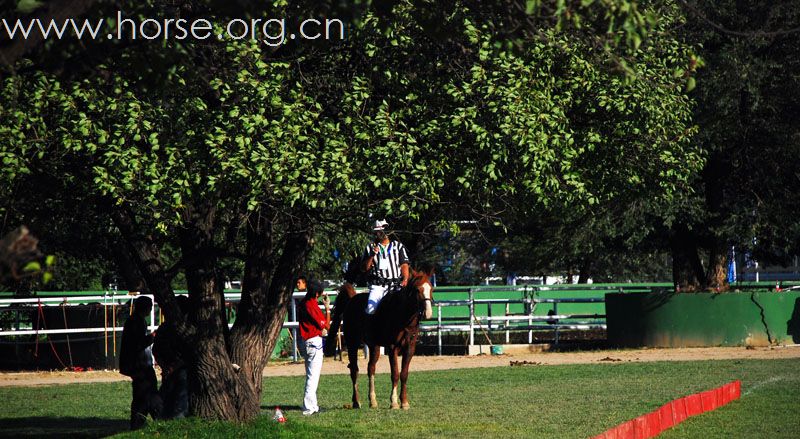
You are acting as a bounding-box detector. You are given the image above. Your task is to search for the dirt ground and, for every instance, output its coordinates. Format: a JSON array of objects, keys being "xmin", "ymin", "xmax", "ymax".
[{"xmin": 2, "ymin": 345, "xmax": 798, "ymax": 387}]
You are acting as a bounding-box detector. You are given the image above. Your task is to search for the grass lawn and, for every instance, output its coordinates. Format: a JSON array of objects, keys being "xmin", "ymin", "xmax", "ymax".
[{"xmin": 0, "ymin": 358, "xmax": 797, "ymax": 438}]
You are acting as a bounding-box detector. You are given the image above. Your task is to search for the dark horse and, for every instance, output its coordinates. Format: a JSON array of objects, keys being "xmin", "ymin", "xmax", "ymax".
[{"xmin": 327, "ymin": 268, "xmax": 434, "ymax": 409}]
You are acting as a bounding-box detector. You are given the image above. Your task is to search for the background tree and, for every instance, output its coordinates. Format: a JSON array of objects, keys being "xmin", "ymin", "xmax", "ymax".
[{"xmin": 665, "ymin": 0, "xmax": 800, "ymax": 290}]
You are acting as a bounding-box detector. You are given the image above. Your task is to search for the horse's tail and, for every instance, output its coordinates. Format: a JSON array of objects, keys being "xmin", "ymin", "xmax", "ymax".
[{"xmin": 324, "ymin": 283, "xmax": 355, "ymax": 356}]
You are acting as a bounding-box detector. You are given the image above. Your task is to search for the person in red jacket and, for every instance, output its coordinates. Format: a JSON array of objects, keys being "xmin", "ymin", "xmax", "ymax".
[{"xmin": 297, "ymin": 277, "xmax": 330, "ymax": 415}]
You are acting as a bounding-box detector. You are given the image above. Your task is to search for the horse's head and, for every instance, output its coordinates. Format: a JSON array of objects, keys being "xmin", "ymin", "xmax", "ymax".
[{"xmin": 409, "ymin": 266, "xmax": 435, "ymax": 320}]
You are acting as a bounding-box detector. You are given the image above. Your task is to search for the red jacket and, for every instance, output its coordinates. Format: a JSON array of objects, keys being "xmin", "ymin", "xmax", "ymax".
[{"xmin": 299, "ymin": 297, "xmax": 328, "ymax": 340}]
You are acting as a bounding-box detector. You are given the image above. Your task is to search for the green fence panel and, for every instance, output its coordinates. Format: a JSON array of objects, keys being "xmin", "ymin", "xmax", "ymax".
[{"xmin": 607, "ymin": 290, "xmax": 800, "ymax": 347}]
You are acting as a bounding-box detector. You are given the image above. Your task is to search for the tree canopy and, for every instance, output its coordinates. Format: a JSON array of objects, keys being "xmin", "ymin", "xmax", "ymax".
[{"xmin": 1, "ymin": 0, "xmax": 716, "ymax": 420}]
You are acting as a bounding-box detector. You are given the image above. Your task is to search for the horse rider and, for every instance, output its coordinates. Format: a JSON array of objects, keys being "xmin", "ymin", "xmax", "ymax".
[{"xmin": 361, "ymin": 219, "xmax": 410, "ymax": 317}]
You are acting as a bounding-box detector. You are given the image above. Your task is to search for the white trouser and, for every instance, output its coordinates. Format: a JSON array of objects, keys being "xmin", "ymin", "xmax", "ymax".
[
  {"xmin": 366, "ymin": 284, "xmax": 389, "ymax": 315},
  {"xmin": 303, "ymin": 336, "xmax": 323, "ymax": 413}
]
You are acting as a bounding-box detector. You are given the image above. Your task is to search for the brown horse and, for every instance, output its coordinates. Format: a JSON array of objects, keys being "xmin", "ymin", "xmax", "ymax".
[{"xmin": 327, "ymin": 268, "xmax": 434, "ymax": 409}]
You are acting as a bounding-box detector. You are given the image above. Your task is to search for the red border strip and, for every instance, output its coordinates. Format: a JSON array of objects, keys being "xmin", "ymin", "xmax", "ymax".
[{"xmin": 591, "ymin": 380, "xmax": 741, "ymax": 439}]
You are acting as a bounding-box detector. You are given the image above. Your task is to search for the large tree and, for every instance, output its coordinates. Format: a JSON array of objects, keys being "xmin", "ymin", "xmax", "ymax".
[
  {"xmin": 664, "ymin": 1, "xmax": 800, "ymax": 290},
  {"xmin": 1, "ymin": 0, "xmax": 699, "ymax": 420}
]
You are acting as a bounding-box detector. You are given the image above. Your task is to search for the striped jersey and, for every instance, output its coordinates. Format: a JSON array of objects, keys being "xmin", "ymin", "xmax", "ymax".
[{"xmin": 363, "ymin": 240, "xmax": 410, "ymax": 281}]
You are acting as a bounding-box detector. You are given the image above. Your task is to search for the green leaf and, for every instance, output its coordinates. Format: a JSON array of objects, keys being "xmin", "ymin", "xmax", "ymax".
[
  {"xmin": 16, "ymin": 0, "xmax": 44, "ymax": 14},
  {"xmin": 23, "ymin": 261, "xmax": 41, "ymax": 272},
  {"xmin": 525, "ymin": 0, "xmax": 538, "ymax": 15}
]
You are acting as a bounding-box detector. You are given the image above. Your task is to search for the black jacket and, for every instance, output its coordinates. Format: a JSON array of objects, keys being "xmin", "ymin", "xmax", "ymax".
[{"xmin": 119, "ymin": 314, "xmax": 154, "ymax": 376}]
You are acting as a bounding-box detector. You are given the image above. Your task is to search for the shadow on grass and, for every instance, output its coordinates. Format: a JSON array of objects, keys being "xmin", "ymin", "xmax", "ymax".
[{"xmin": 0, "ymin": 416, "xmax": 128, "ymax": 438}]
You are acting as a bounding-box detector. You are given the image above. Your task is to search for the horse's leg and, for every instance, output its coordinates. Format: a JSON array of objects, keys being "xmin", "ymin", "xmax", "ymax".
[
  {"xmin": 367, "ymin": 343, "xmax": 381, "ymax": 408},
  {"xmin": 389, "ymin": 347, "xmax": 400, "ymax": 409},
  {"xmin": 399, "ymin": 343, "xmax": 416, "ymax": 409},
  {"xmin": 347, "ymin": 341, "xmax": 361, "ymax": 409}
]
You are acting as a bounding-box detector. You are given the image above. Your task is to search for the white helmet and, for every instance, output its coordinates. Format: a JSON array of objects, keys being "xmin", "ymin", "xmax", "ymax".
[{"xmin": 372, "ymin": 219, "xmax": 389, "ymax": 231}]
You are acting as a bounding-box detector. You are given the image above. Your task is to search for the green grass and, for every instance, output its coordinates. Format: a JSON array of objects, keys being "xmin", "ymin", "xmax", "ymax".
[{"xmin": 1, "ymin": 358, "xmax": 798, "ymax": 438}]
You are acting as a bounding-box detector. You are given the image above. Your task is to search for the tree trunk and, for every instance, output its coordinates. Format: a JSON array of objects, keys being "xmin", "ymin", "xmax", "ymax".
[
  {"xmin": 702, "ymin": 150, "xmax": 729, "ymax": 290},
  {"xmin": 706, "ymin": 243, "xmax": 728, "ymax": 290},
  {"xmin": 114, "ymin": 199, "xmax": 314, "ymax": 421},
  {"xmin": 177, "ymin": 202, "xmax": 255, "ymax": 420},
  {"xmin": 577, "ymin": 259, "xmax": 591, "ymax": 284},
  {"xmin": 670, "ymin": 225, "xmax": 706, "ymax": 292},
  {"xmin": 110, "ymin": 238, "xmax": 149, "ymax": 294},
  {"xmin": 182, "ymin": 204, "xmax": 314, "ymax": 421},
  {"xmin": 187, "ymin": 274, "xmax": 257, "ymax": 420},
  {"xmin": 565, "ymin": 266, "xmax": 574, "ymax": 284},
  {"xmin": 113, "ymin": 202, "xmax": 255, "ymax": 419},
  {"xmin": 189, "ymin": 305, "xmax": 259, "ymax": 420},
  {"xmin": 227, "ymin": 224, "xmax": 314, "ymax": 418},
  {"xmin": 227, "ymin": 209, "xmax": 276, "ymax": 400},
  {"xmin": 109, "ymin": 203, "xmax": 179, "ymax": 317}
]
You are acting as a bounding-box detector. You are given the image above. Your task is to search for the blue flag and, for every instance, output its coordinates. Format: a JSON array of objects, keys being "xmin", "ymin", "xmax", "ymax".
[{"xmin": 727, "ymin": 246, "xmax": 737, "ymax": 283}]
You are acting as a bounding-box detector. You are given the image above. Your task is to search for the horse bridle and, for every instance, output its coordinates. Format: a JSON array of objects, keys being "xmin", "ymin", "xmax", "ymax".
[
  {"xmin": 415, "ymin": 280, "xmax": 434, "ymax": 317},
  {"xmin": 392, "ymin": 277, "xmax": 434, "ymax": 317}
]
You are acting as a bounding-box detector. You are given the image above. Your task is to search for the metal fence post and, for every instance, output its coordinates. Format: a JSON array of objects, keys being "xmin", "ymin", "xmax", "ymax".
[
  {"xmin": 527, "ymin": 286, "xmax": 533, "ymax": 344},
  {"xmin": 505, "ymin": 302, "xmax": 510, "ymax": 343},
  {"xmin": 437, "ymin": 303, "xmax": 442, "ymax": 356},
  {"xmin": 553, "ymin": 301, "xmax": 559, "ymax": 346},
  {"xmin": 149, "ymin": 298, "xmax": 156, "ymax": 332},
  {"xmin": 528, "ymin": 303, "xmax": 533, "ymax": 344},
  {"xmin": 487, "ymin": 301, "xmax": 492, "ymax": 334},
  {"xmin": 468, "ymin": 288, "xmax": 474, "ymax": 348},
  {"xmin": 148, "ymin": 295, "xmax": 156, "ymax": 365},
  {"xmin": 290, "ymin": 296, "xmax": 298, "ymax": 362}
]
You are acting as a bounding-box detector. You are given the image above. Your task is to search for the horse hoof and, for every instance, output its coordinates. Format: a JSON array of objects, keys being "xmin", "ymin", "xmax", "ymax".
[
  {"xmin": 401, "ymin": 403, "xmax": 410, "ymax": 410},
  {"xmin": 391, "ymin": 403, "xmax": 400, "ymax": 410},
  {"xmin": 352, "ymin": 402, "xmax": 360, "ymax": 409},
  {"xmin": 370, "ymin": 402, "xmax": 378, "ymax": 409}
]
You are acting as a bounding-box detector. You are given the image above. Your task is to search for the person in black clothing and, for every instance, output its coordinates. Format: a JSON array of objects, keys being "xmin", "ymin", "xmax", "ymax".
[
  {"xmin": 119, "ymin": 296, "xmax": 162, "ymax": 430},
  {"xmin": 153, "ymin": 295, "xmax": 190, "ymax": 419}
]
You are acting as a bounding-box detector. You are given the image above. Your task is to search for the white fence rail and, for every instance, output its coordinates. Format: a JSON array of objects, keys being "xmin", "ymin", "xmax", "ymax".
[
  {"xmin": 423, "ymin": 292, "xmax": 606, "ymax": 355},
  {"xmin": 0, "ymin": 295, "xmax": 157, "ymax": 336},
  {"xmin": 0, "ymin": 289, "xmax": 605, "ymax": 364}
]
